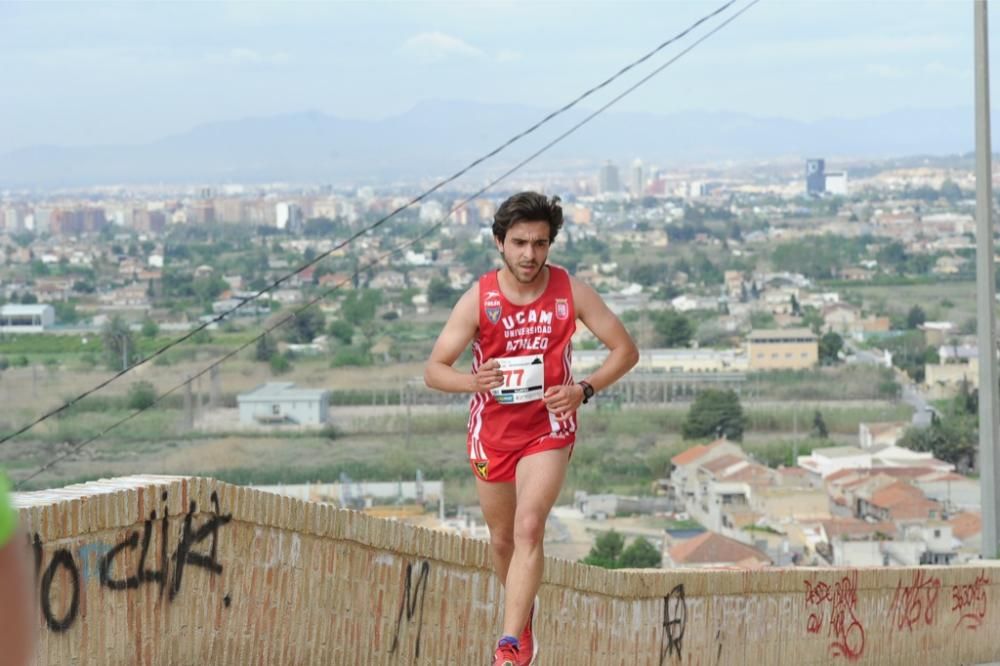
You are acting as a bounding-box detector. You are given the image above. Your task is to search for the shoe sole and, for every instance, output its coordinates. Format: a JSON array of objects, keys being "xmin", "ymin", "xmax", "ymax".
[{"xmin": 528, "ymin": 596, "xmax": 539, "ymax": 666}]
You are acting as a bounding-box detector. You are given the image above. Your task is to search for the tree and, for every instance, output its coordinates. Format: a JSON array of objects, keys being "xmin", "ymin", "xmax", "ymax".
[
  {"xmin": 53, "ymin": 302, "xmax": 79, "ymax": 324},
  {"xmin": 801, "ymin": 306, "xmax": 824, "ymax": 335},
  {"xmin": 618, "ymin": 537, "xmax": 662, "ymax": 568},
  {"xmin": 427, "ymin": 277, "xmax": 460, "ymax": 308},
  {"xmin": 330, "ymin": 346, "xmax": 373, "ymax": 367},
  {"xmin": 72, "ymin": 279, "xmax": 96, "ymax": 294},
  {"xmin": 812, "ymin": 410, "xmax": 829, "ymax": 439},
  {"xmin": 341, "ymin": 289, "xmax": 381, "ymax": 323},
  {"xmin": 652, "ymin": 310, "xmax": 693, "ymax": 348},
  {"xmin": 328, "ymin": 319, "xmax": 355, "ymax": 345},
  {"xmin": 819, "ymin": 332, "xmax": 843, "ymax": 365},
  {"xmin": 877, "ymin": 242, "xmax": 908, "ymax": 275},
  {"xmin": 581, "ymin": 530, "xmax": 625, "ymax": 569},
  {"xmin": 627, "ymin": 264, "xmax": 662, "ymax": 288},
  {"xmin": 270, "ymin": 353, "xmax": 292, "ymax": 375},
  {"xmin": 790, "ymin": 294, "xmax": 801, "ymax": 316},
  {"xmin": 192, "ymin": 275, "xmax": 227, "ymax": 304},
  {"xmin": 582, "ymin": 532, "xmax": 661, "ymax": 569},
  {"xmin": 682, "ymin": 389, "xmax": 745, "ymax": 441},
  {"xmin": 286, "ymin": 307, "xmax": 326, "ymax": 343},
  {"xmin": 906, "ymin": 305, "xmax": 927, "ymax": 330},
  {"xmin": 940, "ymin": 179, "xmax": 963, "ymax": 202},
  {"xmin": 127, "ymin": 381, "xmax": 157, "ymax": 410},
  {"xmin": 101, "ymin": 315, "xmax": 136, "ymax": 371},
  {"xmin": 141, "ymin": 317, "xmax": 160, "ymax": 339},
  {"xmin": 255, "ymin": 334, "xmax": 277, "ymax": 362},
  {"xmin": 750, "ymin": 310, "xmax": 776, "ymax": 329},
  {"xmin": 304, "ymin": 217, "xmax": 347, "ymax": 238}
]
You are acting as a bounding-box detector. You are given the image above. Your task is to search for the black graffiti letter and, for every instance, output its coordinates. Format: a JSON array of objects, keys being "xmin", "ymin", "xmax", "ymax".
[
  {"xmin": 138, "ymin": 510, "xmax": 166, "ymax": 591},
  {"xmin": 389, "ymin": 561, "xmax": 431, "ymax": 658},
  {"xmin": 170, "ymin": 493, "xmax": 232, "ymax": 601},
  {"xmin": 100, "ymin": 531, "xmax": 140, "ymax": 590},
  {"xmin": 660, "ymin": 584, "xmax": 687, "ymax": 664},
  {"xmin": 30, "ymin": 533, "xmax": 42, "ymax": 582},
  {"xmin": 40, "ymin": 549, "xmax": 80, "ymax": 633}
]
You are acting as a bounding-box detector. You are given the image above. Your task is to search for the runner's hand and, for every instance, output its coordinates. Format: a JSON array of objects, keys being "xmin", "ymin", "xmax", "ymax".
[
  {"xmin": 543, "ymin": 384, "xmax": 583, "ymax": 420},
  {"xmin": 473, "ymin": 359, "xmax": 504, "ymax": 393}
]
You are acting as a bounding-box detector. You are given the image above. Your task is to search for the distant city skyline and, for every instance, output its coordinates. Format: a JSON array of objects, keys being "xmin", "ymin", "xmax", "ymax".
[{"xmin": 0, "ymin": 1, "xmax": 989, "ymax": 155}]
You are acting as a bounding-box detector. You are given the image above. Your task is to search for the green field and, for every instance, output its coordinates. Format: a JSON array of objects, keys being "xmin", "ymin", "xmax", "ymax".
[
  {"xmin": 5, "ymin": 400, "xmax": 913, "ymax": 507},
  {"xmin": 839, "ymin": 280, "xmax": 983, "ymax": 327}
]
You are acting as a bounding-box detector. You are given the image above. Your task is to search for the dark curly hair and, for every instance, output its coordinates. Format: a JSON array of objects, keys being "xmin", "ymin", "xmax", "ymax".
[{"xmin": 492, "ymin": 192, "xmax": 564, "ymax": 243}]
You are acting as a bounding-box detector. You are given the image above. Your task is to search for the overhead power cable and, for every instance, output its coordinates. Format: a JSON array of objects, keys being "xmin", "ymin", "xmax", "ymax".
[
  {"xmin": 14, "ymin": 0, "xmax": 761, "ymax": 488},
  {"xmin": 0, "ymin": 0, "xmax": 741, "ymax": 448}
]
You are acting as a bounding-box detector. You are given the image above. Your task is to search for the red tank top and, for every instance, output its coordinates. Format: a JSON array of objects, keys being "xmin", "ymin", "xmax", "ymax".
[{"xmin": 469, "ymin": 265, "xmax": 577, "ymax": 450}]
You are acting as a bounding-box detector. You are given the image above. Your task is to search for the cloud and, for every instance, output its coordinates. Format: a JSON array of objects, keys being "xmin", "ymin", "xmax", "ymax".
[
  {"xmin": 743, "ymin": 34, "xmax": 957, "ymax": 61},
  {"xmin": 496, "ymin": 49, "xmax": 523, "ymax": 63},
  {"xmin": 206, "ymin": 48, "xmax": 291, "ymax": 66},
  {"xmin": 399, "ymin": 32, "xmax": 483, "ymax": 64},
  {"xmin": 924, "ymin": 61, "xmax": 970, "ymax": 78},
  {"xmin": 864, "ymin": 64, "xmax": 908, "ymax": 79}
]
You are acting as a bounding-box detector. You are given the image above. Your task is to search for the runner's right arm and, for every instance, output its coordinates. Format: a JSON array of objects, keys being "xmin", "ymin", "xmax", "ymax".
[{"xmin": 425, "ymin": 284, "xmax": 504, "ymax": 394}]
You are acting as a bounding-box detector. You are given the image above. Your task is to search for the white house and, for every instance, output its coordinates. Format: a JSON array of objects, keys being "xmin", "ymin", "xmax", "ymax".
[
  {"xmin": 798, "ymin": 446, "xmax": 872, "ymax": 479},
  {"xmin": 237, "ymin": 382, "xmax": 330, "ymax": 426},
  {"xmin": 0, "ymin": 304, "xmax": 56, "ymax": 333},
  {"xmin": 799, "ymin": 444, "xmax": 953, "ymax": 481}
]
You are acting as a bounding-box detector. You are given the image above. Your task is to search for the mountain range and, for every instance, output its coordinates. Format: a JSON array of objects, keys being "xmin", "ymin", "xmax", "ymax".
[{"xmin": 0, "ymin": 101, "xmax": 988, "ymax": 188}]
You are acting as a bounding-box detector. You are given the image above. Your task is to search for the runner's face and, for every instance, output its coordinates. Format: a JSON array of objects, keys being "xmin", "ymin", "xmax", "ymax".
[{"xmin": 496, "ymin": 221, "xmax": 551, "ymax": 284}]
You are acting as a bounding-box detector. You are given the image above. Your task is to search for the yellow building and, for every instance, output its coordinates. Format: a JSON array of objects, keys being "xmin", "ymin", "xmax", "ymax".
[
  {"xmin": 924, "ymin": 358, "xmax": 978, "ymax": 399},
  {"xmin": 746, "ymin": 328, "xmax": 818, "ymax": 370}
]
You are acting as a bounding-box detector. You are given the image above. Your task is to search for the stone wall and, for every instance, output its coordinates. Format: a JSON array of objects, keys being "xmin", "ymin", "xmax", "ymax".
[{"xmin": 14, "ymin": 475, "xmax": 1000, "ymax": 665}]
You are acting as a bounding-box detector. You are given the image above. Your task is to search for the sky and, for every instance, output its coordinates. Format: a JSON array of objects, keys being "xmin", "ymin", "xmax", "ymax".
[{"xmin": 0, "ymin": 0, "xmax": 987, "ymax": 155}]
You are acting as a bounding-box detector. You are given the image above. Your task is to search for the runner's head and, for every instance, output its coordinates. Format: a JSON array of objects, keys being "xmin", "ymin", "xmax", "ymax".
[
  {"xmin": 492, "ymin": 192, "xmax": 563, "ymax": 244},
  {"xmin": 493, "ymin": 193, "xmax": 564, "ymax": 284}
]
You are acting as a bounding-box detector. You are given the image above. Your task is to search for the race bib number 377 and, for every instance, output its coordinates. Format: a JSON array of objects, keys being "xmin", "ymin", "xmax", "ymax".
[{"xmin": 491, "ymin": 354, "xmax": 545, "ymax": 404}]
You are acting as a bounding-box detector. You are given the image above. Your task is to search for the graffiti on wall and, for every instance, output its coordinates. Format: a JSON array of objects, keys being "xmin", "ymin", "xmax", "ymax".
[
  {"xmin": 951, "ymin": 571, "xmax": 990, "ymax": 631},
  {"xmin": 888, "ymin": 570, "xmax": 941, "ymax": 632},
  {"xmin": 804, "ymin": 571, "xmax": 865, "ymax": 661},
  {"xmin": 389, "ymin": 560, "xmax": 431, "ymax": 659},
  {"xmin": 33, "ymin": 490, "xmax": 232, "ymax": 633},
  {"xmin": 659, "ymin": 584, "xmax": 687, "ymax": 664}
]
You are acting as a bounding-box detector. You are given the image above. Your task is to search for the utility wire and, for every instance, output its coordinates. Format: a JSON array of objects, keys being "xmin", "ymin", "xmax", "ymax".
[
  {"xmin": 0, "ymin": 0, "xmax": 740, "ymax": 448},
  {"xmin": 14, "ymin": 0, "xmax": 761, "ymax": 488}
]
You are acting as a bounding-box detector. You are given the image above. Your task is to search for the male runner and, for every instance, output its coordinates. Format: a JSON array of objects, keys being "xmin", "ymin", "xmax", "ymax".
[
  {"xmin": 425, "ymin": 191, "xmax": 638, "ymax": 666},
  {"xmin": 0, "ymin": 472, "xmax": 35, "ymax": 666}
]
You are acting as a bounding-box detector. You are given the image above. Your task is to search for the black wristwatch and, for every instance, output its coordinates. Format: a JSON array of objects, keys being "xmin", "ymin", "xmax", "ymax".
[{"xmin": 579, "ymin": 381, "xmax": 595, "ymax": 404}]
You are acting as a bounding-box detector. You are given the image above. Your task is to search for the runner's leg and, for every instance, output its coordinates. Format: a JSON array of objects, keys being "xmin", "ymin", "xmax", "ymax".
[
  {"xmin": 476, "ymin": 478, "xmax": 517, "ymax": 583},
  {"xmin": 502, "ymin": 446, "xmax": 571, "ymax": 637}
]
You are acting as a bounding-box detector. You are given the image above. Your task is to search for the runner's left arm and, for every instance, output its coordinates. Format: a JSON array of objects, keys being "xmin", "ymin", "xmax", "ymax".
[{"xmin": 543, "ymin": 277, "xmax": 638, "ymax": 414}]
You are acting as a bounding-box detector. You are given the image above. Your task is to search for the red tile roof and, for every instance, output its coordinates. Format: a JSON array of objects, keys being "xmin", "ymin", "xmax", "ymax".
[
  {"xmin": 822, "ymin": 518, "xmax": 897, "ymax": 540},
  {"xmin": 949, "ymin": 512, "xmax": 982, "ymax": 540},
  {"xmin": 671, "ymin": 445, "xmax": 709, "ymax": 466},
  {"xmin": 701, "ymin": 454, "xmax": 745, "ymax": 474},
  {"xmin": 671, "ymin": 439, "xmax": 726, "ymax": 466},
  {"xmin": 869, "ymin": 481, "xmax": 940, "ymax": 520},
  {"xmin": 721, "ymin": 463, "xmax": 774, "ymax": 484},
  {"xmin": 669, "ymin": 531, "xmax": 771, "ymax": 566}
]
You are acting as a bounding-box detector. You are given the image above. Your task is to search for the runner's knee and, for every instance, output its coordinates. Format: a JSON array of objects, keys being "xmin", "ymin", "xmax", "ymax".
[
  {"xmin": 513, "ymin": 512, "xmax": 546, "ymax": 546},
  {"xmin": 490, "ymin": 532, "xmax": 514, "ymax": 558}
]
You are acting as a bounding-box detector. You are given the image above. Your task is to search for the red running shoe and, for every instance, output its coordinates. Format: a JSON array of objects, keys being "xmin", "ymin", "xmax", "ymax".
[
  {"xmin": 518, "ymin": 598, "xmax": 539, "ymax": 665},
  {"xmin": 492, "ymin": 641, "xmax": 520, "ymax": 666}
]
